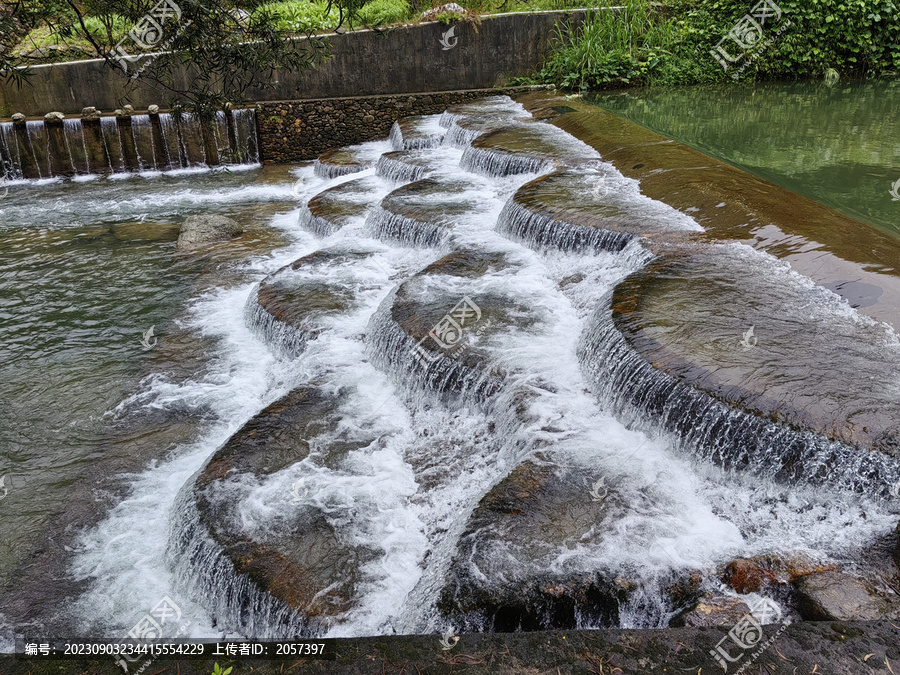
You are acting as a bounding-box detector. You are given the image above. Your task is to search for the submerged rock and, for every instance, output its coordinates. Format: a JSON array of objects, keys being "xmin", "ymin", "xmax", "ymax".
[
  {"xmin": 670, "ymin": 595, "xmax": 751, "ymax": 628},
  {"xmin": 176, "ymin": 214, "xmax": 242, "ymax": 250},
  {"xmin": 793, "ymin": 571, "xmax": 900, "ymax": 621}
]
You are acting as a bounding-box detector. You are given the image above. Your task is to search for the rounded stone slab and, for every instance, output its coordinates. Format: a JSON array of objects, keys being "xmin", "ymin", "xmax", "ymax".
[
  {"xmin": 389, "ymin": 114, "xmax": 446, "ymax": 150},
  {"xmin": 369, "ymin": 249, "xmax": 540, "ymax": 402},
  {"xmin": 439, "ymin": 460, "xmax": 699, "ymax": 631},
  {"xmin": 439, "ymin": 96, "xmax": 528, "ymax": 128},
  {"xmin": 376, "ymin": 150, "xmax": 443, "ymax": 183},
  {"xmin": 300, "ymin": 175, "xmax": 383, "ymax": 236},
  {"xmin": 442, "ymin": 116, "xmax": 528, "ymax": 148},
  {"xmin": 580, "ymin": 243, "xmax": 900, "ymax": 497},
  {"xmin": 614, "ymin": 244, "xmax": 900, "ymax": 453},
  {"xmin": 497, "ymin": 167, "xmax": 701, "ymax": 253},
  {"xmin": 367, "ymin": 177, "xmax": 486, "ymax": 247},
  {"xmin": 461, "ymin": 124, "xmax": 601, "ymax": 177},
  {"xmin": 313, "ymin": 143, "xmax": 383, "ymax": 179},
  {"xmin": 248, "ymin": 247, "xmax": 374, "ymax": 356},
  {"xmin": 190, "ymin": 387, "xmax": 370, "ymax": 632}
]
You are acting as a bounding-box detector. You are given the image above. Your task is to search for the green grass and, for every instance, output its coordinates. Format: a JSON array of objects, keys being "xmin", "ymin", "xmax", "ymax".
[{"xmin": 526, "ymin": 0, "xmax": 678, "ymax": 89}]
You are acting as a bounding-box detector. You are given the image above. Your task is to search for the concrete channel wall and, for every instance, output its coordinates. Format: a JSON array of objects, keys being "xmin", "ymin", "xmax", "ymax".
[{"xmin": 0, "ymin": 10, "xmax": 586, "ymax": 118}]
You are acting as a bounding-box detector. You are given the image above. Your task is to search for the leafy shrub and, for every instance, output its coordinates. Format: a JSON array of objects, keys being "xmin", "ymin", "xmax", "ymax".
[
  {"xmin": 527, "ymin": 0, "xmax": 677, "ymax": 89},
  {"xmin": 527, "ymin": 0, "xmax": 900, "ymax": 89}
]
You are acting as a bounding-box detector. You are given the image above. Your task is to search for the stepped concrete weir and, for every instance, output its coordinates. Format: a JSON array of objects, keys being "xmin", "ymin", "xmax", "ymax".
[{"xmin": 159, "ymin": 93, "xmax": 900, "ymax": 640}]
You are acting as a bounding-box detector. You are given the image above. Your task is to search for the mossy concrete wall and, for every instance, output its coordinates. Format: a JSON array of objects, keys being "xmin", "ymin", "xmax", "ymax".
[{"xmin": 0, "ymin": 11, "xmax": 585, "ymax": 118}]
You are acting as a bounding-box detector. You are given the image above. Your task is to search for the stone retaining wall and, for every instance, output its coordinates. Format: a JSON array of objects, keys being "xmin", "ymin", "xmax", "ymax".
[{"xmin": 256, "ymin": 86, "xmax": 541, "ymax": 162}]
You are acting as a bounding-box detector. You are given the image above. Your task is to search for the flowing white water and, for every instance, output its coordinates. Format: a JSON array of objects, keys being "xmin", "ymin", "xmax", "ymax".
[{"xmin": 61, "ymin": 104, "xmax": 900, "ymax": 640}]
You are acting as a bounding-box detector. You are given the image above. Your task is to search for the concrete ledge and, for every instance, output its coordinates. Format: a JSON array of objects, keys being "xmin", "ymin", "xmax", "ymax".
[{"xmin": 2, "ymin": 622, "xmax": 898, "ymax": 673}]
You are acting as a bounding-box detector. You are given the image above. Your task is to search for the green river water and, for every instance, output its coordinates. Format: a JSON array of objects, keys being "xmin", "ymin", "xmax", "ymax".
[{"xmin": 591, "ymin": 80, "xmax": 900, "ymax": 238}]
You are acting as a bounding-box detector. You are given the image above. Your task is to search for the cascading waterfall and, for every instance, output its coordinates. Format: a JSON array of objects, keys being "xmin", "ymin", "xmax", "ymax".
[
  {"xmin": 0, "ymin": 122, "xmax": 22, "ymax": 179},
  {"xmin": 577, "ymin": 301, "xmax": 900, "ymax": 499},
  {"xmin": 0, "ymin": 109, "xmax": 261, "ymax": 180},
  {"xmin": 25, "ymin": 121, "xmax": 46, "ymax": 178},
  {"xmin": 55, "ymin": 95, "xmax": 900, "ymax": 643}
]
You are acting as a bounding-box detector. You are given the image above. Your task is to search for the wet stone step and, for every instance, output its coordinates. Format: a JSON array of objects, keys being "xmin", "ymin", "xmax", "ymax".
[
  {"xmin": 439, "ymin": 96, "xmax": 530, "ymax": 129},
  {"xmin": 497, "ymin": 167, "xmax": 702, "ymax": 254},
  {"xmin": 367, "ymin": 177, "xmax": 487, "ymax": 247},
  {"xmin": 439, "ymin": 459, "xmax": 700, "ymax": 631},
  {"xmin": 300, "ymin": 175, "xmax": 384, "ymax": 236},
  {"xmin": 313, "ymin": 142, "xmax": 386, "ymax": 179},
  {"xmin": 369, "ymin": 249, "xmax": 542, "ymax": 403},
  {"xmin": 389, "ymin": 114, "xmax": 446, "ymax": 150},
  {"xmin": 442, "ymin": 116, "xmax": 527, "ymax": 149},
  {"xmin": 461, "ymin": 124, "xmax": 601, "ymax": 177},
  {"xmin": 170, "ymin": 387, "xmax": 372, "ymax": 636},
  {"xmin": 579, "ymin": 243, "xmax": 900, "ymax": 497},
  {"xmin": 376, "ymin": 148, "xmax": 457, "ymax": 184},
  {"xmin": 247, "ymin": 246, "xmax": 377, "ymax": 356}
]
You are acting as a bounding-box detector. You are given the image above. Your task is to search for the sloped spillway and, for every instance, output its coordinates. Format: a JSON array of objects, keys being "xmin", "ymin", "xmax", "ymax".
[{"xmin": 154, "ymin": 94, "xmax": 900, "ymax": 640}]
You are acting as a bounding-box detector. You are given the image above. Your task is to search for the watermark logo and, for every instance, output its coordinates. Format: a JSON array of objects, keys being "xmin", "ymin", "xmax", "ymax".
[
  {"xmin": 113, "ymin": 596, "xmax": 191, "ymax": 673},
  {"xmin": 708, "ymin": 598, "xmax": 787, "ymax": 673},
  {"xmin": 292, "ymin": 177, "xmax": 306, "ymax": 197},
  {"xmin": 140, "ymin": 326, "xmax": 158, "ymax": 351},
  {"xmin": 589, "ymin": 476, "xmax": 608, "ymax": 502},
  {"xmin": 890, "ymin": 479, "xmax": 900, "ymax": 498},
  {"xmin": 889, "ymin": 178, "xmax": 900, "ymax": 202},
  {"xmin": 439, "ymin": 26, "xmax": 458, "ymax": 50},
  {"xmin": 438, "ymin": 626, "xmax": 459, "ymax": 650},
  {"xmin": 111, "ymin": 0, "xmax": 192, "ymax": 80},
  {"xmin": 710, "ymin": 1, "xmax": 791, "ymax": 79},
  {"xmin": 0, "ymin": 475, "xmax": 7, "ymax": 501},
  {"xmin": 739, "ymin": 325, "xmax": 758, "ymax": 350},
  {"xmin": 824, "ymin": 68, "xmax": 839, "ymax": 87},
  {"xmin": 291, "ymin": 477, "xmax": 307, "ymax": 504},
  {"xmin": 590, "ymin": 175, "xmax": 610, "ymax": 200},
  {"xmin": 0, "ymin": 176, "xmax": 7, "ymax": 199},
  {"xmin": 410, "ymin": 296, "xmax": 486, "ymax": 368}
]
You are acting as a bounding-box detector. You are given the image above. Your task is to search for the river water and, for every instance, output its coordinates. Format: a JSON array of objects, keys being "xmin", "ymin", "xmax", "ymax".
[
  {"xmin": 0, "ymin": 97, "xmax": 898, "ymax": 643},
  {"xmin": 591, "ymin": 80, "xmax": 900, "ymax": 238}
]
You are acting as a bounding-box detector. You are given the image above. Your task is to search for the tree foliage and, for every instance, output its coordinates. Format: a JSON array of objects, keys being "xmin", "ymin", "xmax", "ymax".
[{"xmin": 0, "ymin": 0, "xmax": 342, "ymax": 116}]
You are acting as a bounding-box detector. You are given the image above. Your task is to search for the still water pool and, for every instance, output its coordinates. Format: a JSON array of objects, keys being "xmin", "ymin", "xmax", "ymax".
[{"xmin": 591, "ymin": 80, "xmax": 900, "ymax": 238}]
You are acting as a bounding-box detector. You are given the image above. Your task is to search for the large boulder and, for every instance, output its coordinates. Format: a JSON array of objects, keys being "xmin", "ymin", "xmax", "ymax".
[
  {"xmin": 794, "ymin": 571, "xmax": 900, "ymax": 621},
  {"xmin": 176, "ymin": 214, "xmax": 243, "ymax": 250}
]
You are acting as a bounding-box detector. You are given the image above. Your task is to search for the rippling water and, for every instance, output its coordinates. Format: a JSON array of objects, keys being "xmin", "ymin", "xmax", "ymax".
[{"xmin": 0, "ymin": 165, "xmax": 311, "ymax": 635}]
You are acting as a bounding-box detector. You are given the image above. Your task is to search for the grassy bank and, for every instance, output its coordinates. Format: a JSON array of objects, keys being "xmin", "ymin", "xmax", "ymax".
[{"xmin": 524, "ymin": 0, "xmax": 900, "ymax": 90}]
